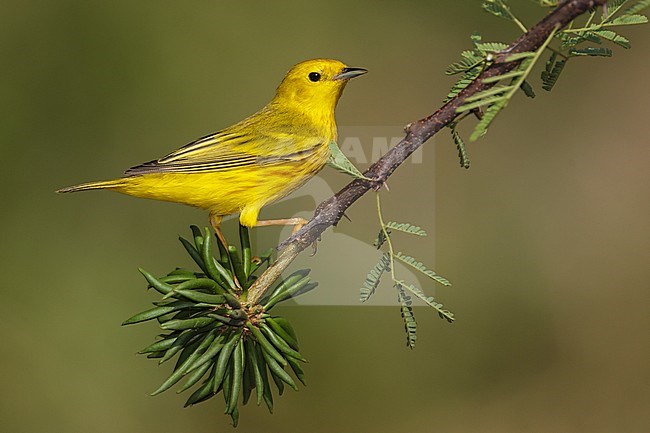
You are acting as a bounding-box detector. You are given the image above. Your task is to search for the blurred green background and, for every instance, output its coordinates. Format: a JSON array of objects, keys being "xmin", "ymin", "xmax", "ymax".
[{"xmin": 1, "ymin": 1, "xmax": 648, "ymax": 432}]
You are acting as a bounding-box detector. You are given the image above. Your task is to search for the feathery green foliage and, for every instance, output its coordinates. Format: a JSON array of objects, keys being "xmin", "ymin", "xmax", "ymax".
[
  {"xmin": 450, "ymin": 123, "xmax": 471, "ymax": 169},
  {"xmin": 625, "ymin": 0, "xmax": 650, "ymax": 14},
  {"xmin": 360, "ymin": 252, "xmax": 391, "ymax": 302},
  {"xmin": 396, "ymin": 284, "xmax": 417, "ymax": 349},
  {"xmin": 394, "ymin": 252, "xmax": 451, "ymax": 287},
  {"xmin": 444, "ymin": 39, "xmax": 487, "ymax": 102},
  {"xmin": 446, "ymin": 0, "xmax": 647, "ymax": 148},
  {"xmin": 569, "ymin": 47, "xmax": 613, "ymax": 56},
  {"xmin": 520, "ymin": 80, "xmax": 536, "ymax": 98},
  {"xmin": 397, "ymin": 281, "xmax": 455, "ymax": 323},
  {"xmin": 385, "ymin": 221, "xmax": 427, "ymax": 236},
  {"xmin": 541, "ymin": 52, "xmax": 567, "ymax": 91},
  {"xmin": 484, "ymin": 0, "xmax": 529, "ymax": 32},
  {"xmin": 364, "ymin": 194, "xmax": 453, "ymax": 348},
  {"xmin": 457, "ymin": 29, "xmax": 556, "ymax": 141},
  {"xmin": 547, "ymin": 1, "xmax": 647, "ymax": 80},
  {"xmin": 124, "ymin": 226, "xmax": 314, "ymax": 427}
]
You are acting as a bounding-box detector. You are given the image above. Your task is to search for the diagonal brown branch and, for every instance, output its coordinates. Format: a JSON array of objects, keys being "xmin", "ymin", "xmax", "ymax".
[{"xmin": 246, "ymin": 0, "xmax": 607, "ymax": 305}]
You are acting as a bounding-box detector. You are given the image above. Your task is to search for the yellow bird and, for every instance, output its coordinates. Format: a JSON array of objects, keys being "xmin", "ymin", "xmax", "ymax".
[{"xmin": 58, "ymin": 59, "xmax": 367, "ymax": 244}]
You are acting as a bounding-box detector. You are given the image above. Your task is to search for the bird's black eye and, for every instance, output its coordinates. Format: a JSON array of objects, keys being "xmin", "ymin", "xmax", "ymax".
[{"xmin": 308, "ymin": 72, "xmax": 321, "ymax": 82}]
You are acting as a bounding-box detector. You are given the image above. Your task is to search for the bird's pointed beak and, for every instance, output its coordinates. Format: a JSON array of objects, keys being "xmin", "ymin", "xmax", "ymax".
[{"xmin": 333, "ymin": 67, "xmax": 368, "ymax": 81}]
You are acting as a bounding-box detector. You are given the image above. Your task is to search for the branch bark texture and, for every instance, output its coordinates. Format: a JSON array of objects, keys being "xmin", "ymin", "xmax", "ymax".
[{"xmin": 247, "ymin": 0, "xmax": 607, "ymax": 304}]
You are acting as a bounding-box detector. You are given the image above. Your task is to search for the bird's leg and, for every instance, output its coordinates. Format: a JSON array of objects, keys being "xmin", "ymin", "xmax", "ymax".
[
  {"xmin": 255, "ymin": 218, "xmax": 318, "ymax": 255},
  {"xmin": 209, "ymin": 213, "xmax": 229, "ymax": 250},
  {"xmin": 255, "ymin": 217, "xmax": 308, "ymax": 234}
]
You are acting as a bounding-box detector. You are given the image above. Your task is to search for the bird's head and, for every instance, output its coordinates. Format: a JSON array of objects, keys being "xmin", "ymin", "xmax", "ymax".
[{"xmin": 273, "ymin": 59, "xmax": 367, "ymax": 118}]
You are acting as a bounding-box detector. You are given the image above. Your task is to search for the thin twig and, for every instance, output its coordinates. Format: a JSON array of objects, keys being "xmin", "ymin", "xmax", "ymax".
[{"xmin": 375, "ymin": 193, "xmax": 396, "ymax": 282}]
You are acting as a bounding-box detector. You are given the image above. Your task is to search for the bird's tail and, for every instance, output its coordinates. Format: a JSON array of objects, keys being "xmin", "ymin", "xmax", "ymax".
[{"xmin": 56, "ymin": 179, "xmax": 125, "ymax": 193}]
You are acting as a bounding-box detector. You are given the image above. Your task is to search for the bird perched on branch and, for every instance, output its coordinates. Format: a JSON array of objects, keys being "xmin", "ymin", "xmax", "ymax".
[{"xmin": 58, "ymin": 58, "xmax": 367, "ymax": 245}]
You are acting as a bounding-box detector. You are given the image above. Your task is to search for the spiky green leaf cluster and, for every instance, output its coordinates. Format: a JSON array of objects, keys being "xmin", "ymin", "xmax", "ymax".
[{"xmin": 124, "ymin": 226, "xmax": 316, "ymax": 427}]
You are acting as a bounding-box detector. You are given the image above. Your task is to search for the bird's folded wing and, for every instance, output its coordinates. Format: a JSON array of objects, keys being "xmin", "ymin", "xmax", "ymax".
[{"xmin": 124, "ymin": 128, "xmax": 324, "ymax": 176}]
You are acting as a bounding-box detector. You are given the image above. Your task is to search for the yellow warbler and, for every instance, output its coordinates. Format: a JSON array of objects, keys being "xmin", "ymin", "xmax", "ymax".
[{"xmin": 58, "ymin": 59, "xmax": 366, "ymax": 242}]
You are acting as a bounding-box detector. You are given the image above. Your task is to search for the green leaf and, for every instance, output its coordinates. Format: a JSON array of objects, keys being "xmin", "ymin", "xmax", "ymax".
[
  {"xmin": 590, "ymin": 29, "xmax": 632, "ymax": 48},
  {"xmin": 445, "ymin": 34, "xmax": 510, "ymax": 101},
  {"xmin": 482, "ymin": 0, "xmax": 528, "ymax": 32},
  {"xmin": 604, "ymin": 0, "xmax": 630, "ymax": 19},
  {"xmin": 360, "ymin": 252, "xmax": 391, "ymax": 302},
  {"xmin": 398, "ymin": 281, "xmax": 455, "ymax": 323},
  {"xmin": 609, "ymin": 13, "xmax": 648, "ymax": 25},
  {"xmin": 569, "ymin": 47, "xmax": 613, "ymax": 56},
  {"xmin": 450, "ymin": 125, "xmax": 470, "ymax": 169},
  {"xmin": 582, "ymin": 32, "xmax": 605, "ymax": 44},
  {"xmin": 457, "ymin": 28, "xmax": 557, "ymax": 141},
  {"xmin": 151, "ymin": 331, "xmax": 217, "ymax": 396},
  {"xmin": 385, "ymin": 222, "xmax": 427, "ymax": 236},
  {"xmin": 161, "ymin": 316, "xmax": 216, "ymax": 331},
  {"xmin": 265, "ymin": 269, "xmax": 310, "ymax": 302},
  {"xmin": 520, "ymin": 80, "xmax": 536, "ymax": 98},
  {"xmin": 445, "ymin": 70, "xmax": 481, "ymax": 102},
  {"xmin": 265, "ymin": 316, "xmax": 299, "ymax": 351},
  {"xmin": 446, "ymin": 51, "xmax": 484, "ymax": 75},
  {"xmin": 558, "ymin": 33, "xmax": 585, "ymax": 49},
  {"xmin": 625, "ymin": 0, "xmax": 650, "ymax": 14},
  {"xmin": 470, "ymin": 100, "xmax": 506, "ymax": 141},
  {"xmin": 263, "ymin": 275, "xmax": 313, "ymax": 309},
  {"xmin": 482, "ymin": 0, "xmax": 513, "ymax": 21},
  {"xmin": 541, "ymin": 54, "xmax": 567, "ymax": 91},
  {"xmin": 123, "ymin": 301, "xmax": 195, "ymax": 325},
  {"xmin": 394, "ymin": 252, "xmax": 451, "ymax": 287},
  {"xmin": 178, "ymin": 237, "xmax": 208, "ymax": 275},
  {"xmin": 327, "ymin": 141, "xmax": 370, "ymax": 180},
  {"xmin": 396, "ymin": 284, "xmax": 417, "ymax": 349},
  {"xmin": 475, "ymin": 41, "xmax": 509, "ymax": 54},
  {"xmin": 184, "ymin": 365, "xmax": 217, "ymax": 406}
]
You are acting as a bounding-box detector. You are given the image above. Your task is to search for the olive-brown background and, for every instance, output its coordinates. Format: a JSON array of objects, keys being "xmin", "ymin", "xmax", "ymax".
[{"xmin": 1, "ymin": 1, "xmax": 648, "ymax": 432}]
